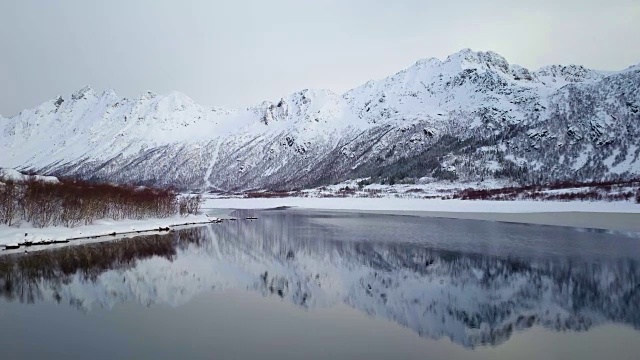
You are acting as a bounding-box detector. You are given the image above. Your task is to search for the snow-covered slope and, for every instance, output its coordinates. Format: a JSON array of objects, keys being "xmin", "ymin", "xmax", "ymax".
[
  {"xmin": 0, "ymin": 167, "xmax": 59, "ymax": 183},
  {"xmin": 1, "ymin": 49, "xmax": 639, "ymax": 190}
]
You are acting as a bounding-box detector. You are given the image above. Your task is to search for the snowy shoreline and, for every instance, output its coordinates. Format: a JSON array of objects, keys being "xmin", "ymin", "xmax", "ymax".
[
  {"xmin": 2, "ymin": 197, "xmax": 639, "ymax": 254},
  {"xmin": 0, "ymin": 214, "xmax": 219, "ymax": 251}
]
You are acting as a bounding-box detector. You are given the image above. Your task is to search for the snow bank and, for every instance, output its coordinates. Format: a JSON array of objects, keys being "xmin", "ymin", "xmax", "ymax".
[
  {"xmin": 0, "ymin": 214, "xmax": 213, "ymax": 248},
  {"xmin": 203, "ymin": 197, "xmax": 640, "ymax": 214}
]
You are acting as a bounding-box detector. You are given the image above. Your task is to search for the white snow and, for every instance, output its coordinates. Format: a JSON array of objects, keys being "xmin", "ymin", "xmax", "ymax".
[
  {"xmin": 0, "ymin": 214, "xmax": 213, "ymax": 248},
  {"xmin": 0, "ymin": 167, "xmax": 60, "ymax": 183},
  {"xmin": 609, "ymin": 145, "xmax": 640, "ymax": 174},
  {"xmin": 572, "ymin": 145, "xmax": 592, "ymax": 170},
  {"xmin": 0, "ymin": 85, "xmax": 369, "ymax": 171}
]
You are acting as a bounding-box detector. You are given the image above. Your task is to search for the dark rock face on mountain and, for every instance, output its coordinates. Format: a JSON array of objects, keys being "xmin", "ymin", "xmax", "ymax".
[{"xmin": 1, "ymin": 50, "xmax": 639, "ymax": 190}]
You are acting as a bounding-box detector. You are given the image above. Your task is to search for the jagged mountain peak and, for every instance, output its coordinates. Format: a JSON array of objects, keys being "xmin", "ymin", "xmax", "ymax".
[
  {"xmin": 412, "ymin": 56, "xmax": 442, "ymax": 68},
  {"xmin": 444, "ymin": 48, "xmax": 511, "ymax": 73},
  {"xmin": 346, "ymin": 48, "xmax": 518, "ymax": 95},
  {"xmin": 278, "ymin": 88, "xmax": 342, "ymax": 107},
  {"xmin": 138, "ymin": 90, "xmax": 158, "ymax": 101},
  {"xmin": 100, "ymin": 88, "xmax": 118, "ymax": 100},
  {"xmin": 70, "ymin": 85, "xmax": 97, "ymax": 100},
  {"xmin": 534, "ymin": 64, "xmax": 605, "ymax": 84},
  {"xmin": 623, "ymin": 63, "xmax": 640, "ymax": 72},
  {"xmin": 249, "ymin": 87, "xmax": 356, "ymax": 130}
]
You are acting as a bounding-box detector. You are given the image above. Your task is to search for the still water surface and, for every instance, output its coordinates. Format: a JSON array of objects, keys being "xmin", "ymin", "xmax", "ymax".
[{"xmin": 1, "ymin": 209, "xmax": 639, "ymax": 359}]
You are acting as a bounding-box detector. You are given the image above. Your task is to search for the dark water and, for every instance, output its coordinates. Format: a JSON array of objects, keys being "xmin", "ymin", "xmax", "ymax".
[{"xmin": 1, "ymin": 209, "xmax": 639, "ymax": 359}]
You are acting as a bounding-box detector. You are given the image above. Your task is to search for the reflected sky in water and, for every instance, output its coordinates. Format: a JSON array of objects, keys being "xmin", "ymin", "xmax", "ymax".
[{"xmin": 0, "ymin": 209, "xmax": 639, "ymax": 359}]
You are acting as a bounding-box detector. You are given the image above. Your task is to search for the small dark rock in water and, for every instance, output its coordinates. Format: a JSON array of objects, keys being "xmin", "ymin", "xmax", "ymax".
[
  {"xmin": 246, "ymin": 217, "xmax": 258, "ymax": 220},
  {"xmin": 110, "ymin": 232, "xmax": 117, "ymax": 236},
  {"xmin": 25, "ymin": 233, "xmax": 28, "ymax": 237}
]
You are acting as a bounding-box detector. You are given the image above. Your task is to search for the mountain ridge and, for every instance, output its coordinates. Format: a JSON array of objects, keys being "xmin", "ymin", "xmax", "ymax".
[
  {"xmin": 1, "ymin": 49, "xmax": 639, "ymax": 190},
  {"xmin": 6, "ymin": 48, "xmax": 630, "ymax": 121}
]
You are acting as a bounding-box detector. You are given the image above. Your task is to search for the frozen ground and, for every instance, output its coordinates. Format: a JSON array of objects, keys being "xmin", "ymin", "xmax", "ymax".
[{"xmin": 203, "ymin": 197, "xmax": 640, "ymax": 232}]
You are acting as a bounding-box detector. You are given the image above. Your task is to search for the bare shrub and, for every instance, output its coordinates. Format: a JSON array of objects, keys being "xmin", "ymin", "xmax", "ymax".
[
  {"xmin": 178, "ymin": 194, "xmax": 202, "ymax": 216},
  {"xmin": 452, "ymin": 178, "xmax": 640, "ymax": 202},
  {"xmin": 2, "ymin": 177, "xmax": 185, "ymax": 228},
  {"xmin": 0, "ymin": 181, "xmax": 19, "ymax": 226}
]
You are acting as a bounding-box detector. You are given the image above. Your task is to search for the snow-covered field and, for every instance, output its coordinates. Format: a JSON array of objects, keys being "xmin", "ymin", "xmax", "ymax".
[{"xmin": 0, "ymin": 214, "xmax": 214, "ymax": 249}]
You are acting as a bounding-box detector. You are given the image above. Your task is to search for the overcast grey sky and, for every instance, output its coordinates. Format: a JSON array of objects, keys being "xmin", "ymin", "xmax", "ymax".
[{"xmin": 1, "ymin": 0, "xmax": 638, "ymax": 116}]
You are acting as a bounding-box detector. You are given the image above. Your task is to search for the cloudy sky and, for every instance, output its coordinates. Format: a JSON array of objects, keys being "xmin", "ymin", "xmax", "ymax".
[{"xmin": 1, "ymin": 0, "xmax": 638, "ymax": 116}]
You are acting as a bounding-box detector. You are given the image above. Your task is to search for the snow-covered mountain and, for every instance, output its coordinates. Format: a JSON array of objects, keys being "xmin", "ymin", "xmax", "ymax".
[
  {"xmin": 1, "ymin": 49, "xmax": 639, "ymax": 190},
  {"xmin": 1, "ymin": 213, "xmax": 638, "ymax": 348}
]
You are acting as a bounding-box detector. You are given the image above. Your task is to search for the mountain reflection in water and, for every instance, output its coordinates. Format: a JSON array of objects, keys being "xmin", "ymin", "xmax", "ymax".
[{"xmin": 0, "ymin": 209, "xmax": 639, "ymax": 348}]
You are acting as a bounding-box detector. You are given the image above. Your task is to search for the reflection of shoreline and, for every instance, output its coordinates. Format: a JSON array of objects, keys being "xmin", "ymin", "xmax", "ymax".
[
  {"xmin": 0, "ymin": 228, "xmax": 205, "ymax": 304},
  {"xmin": 1, "ymin": 212, "xmax": 639, "ymax": 348}
]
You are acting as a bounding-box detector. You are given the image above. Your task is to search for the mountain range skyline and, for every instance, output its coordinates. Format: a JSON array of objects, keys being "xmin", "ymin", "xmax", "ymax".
[
  {"xmin": 2, "ymin": 48, "xmax": 639, "ymax": 191},
  {"xmin": 5, "ymin": 48, "xmax": 640, "ymax": 119}
]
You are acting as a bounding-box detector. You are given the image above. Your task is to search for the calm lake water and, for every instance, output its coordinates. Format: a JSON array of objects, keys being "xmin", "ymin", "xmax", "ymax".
[{"xmin": 1, "ymin": 208, "xmax": 639, "ymax": 359}]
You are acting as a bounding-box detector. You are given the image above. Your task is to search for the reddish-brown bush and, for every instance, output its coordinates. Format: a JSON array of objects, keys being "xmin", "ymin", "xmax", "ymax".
[
  {"xmin": 451, "ymin": 178, "xmax": 640, "ymax": 203},
  {"xmin": 0, "ymin": 177, "xmax": 200, "ymax": 228}
]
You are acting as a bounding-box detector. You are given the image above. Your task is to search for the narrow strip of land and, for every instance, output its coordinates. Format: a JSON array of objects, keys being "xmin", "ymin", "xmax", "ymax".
[{"xmin": 0, "ymin": 215, "xmax": 218, "ymax": 251}]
